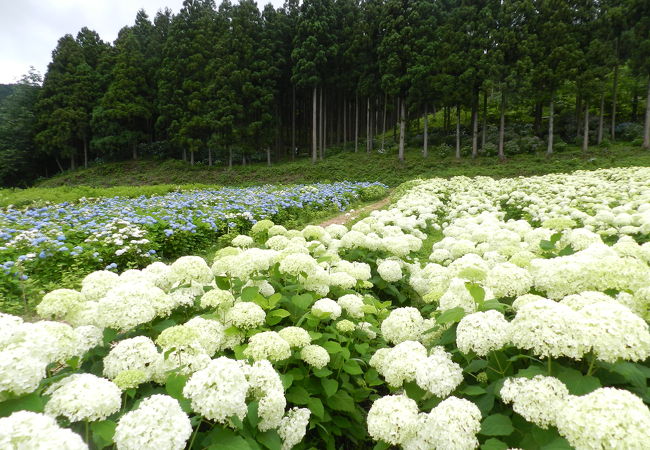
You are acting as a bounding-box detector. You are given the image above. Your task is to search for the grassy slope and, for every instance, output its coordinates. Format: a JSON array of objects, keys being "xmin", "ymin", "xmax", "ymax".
[{"xmin": 35, "ymin": 143, "xmax": 650, "ymax": 188}]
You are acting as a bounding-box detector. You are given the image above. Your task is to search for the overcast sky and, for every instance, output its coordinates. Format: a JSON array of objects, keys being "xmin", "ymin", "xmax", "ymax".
[{"xmin": 0, "ymin": 0, "xmax": 283, "ymax": 84}]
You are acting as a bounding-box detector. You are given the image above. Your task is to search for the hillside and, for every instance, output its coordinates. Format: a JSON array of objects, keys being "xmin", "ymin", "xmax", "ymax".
[{"xmin": 35, "ymin": 143, "xmax": 650, "ymax": 190}]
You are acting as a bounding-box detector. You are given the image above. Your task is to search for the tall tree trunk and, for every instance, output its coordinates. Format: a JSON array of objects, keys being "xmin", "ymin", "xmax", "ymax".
[
  {"xmin": 182, "ymin": 148, "xmax": 187, "ymax": 162},
  {"xmin": 547, "ymin": 98, "xmax": 554, "ymax": 156},
  {"xmin": 70, "ymin": 154, "xmax": 76, "ymax": 170},
  {"xmin": 319, "ymin": 87, "xmax": 324, "ymax": 160},
  {"xmin": 228, "ymin": 146, "xmax": 233, "ymax": 170},
  {"xmin": 498, "ymin": 90, "xmax": 506, "ymax": 161},
  {"xmin": 55, "ymin": 157, "xmax": 64, "ymax": 173},
  {"xmin": 132, "ymin": 142, "xmax": 137, "ymax": 161},
  {"xmin": 382, "ymin": 92, "xmax": 388, "ymax": 153},
  {"xmin": 576, "ymin": 93, "xmax": 582, "ymax": 141},
  {"xmin": 83, "ymin": 137, "xmax": 88, "ymax": 168},
  {"xmin": 190, "ymin": 150, "xmax": 194, "ymax": 166},
  {"xmin": 582, "ymin": 102, "xmax": 589, "ymax": 152},
  {"xmin": 291, "ymin": 85, "xmax": 296, "ymax": 160},
  {"xmin": 266, "ymin": 147, "xmax": 271, "ymax": 166},
  {"xmin": 423, "ymin": 103, "xmax": 428, "ymax": 158},
  {"xmin": 312, "ymin": 85, "xmax": 317, "ymax": 163},
  {"xmin": 242, "ymin": 153, "xmax": 246, "ymax": 166},
  {"xmin": 208, "ymin": 148, "xmax": 212, "ymax": 166},
  {"xmin": 366, "ymin": 97, "xmax": 371, "ymax": 153},
  {"xmin": 455, "ymin": 104, "xmax": 461, "ymax": 159},
  {"xmin": 322, "ymin": 90, "xmax": 327, "ymax": 159},
  {"xmin": 611, "ymin": 64, "xmax": 619, "ymax": 140},
  {"xmin": 354, "ymin": 93, "xmax": 359, "ymax": 153},
  {"xmin": 644, "ymin": 77, "xmax": 650, "ymax": 149},
  {"xmin": 533, "ymin": 101, "xmax": 543, "ymax": 135},
  {"xmin": 481, "ymin": 90, "xmax": 488, "ymax": 153},
  {"xmin": 398, "ymin": 96, "xmax": 406, "ymax": 162},
  {"xmin": 471, "ymin": 94, "xmax": 478, "ymax": 158},
  {"xmin": 597, "ymin": 93, "xmax": 605, "ymax": 145},
  {"xmin": 343, "ymin": 95, "xmax": 347, "ymax": 150}
]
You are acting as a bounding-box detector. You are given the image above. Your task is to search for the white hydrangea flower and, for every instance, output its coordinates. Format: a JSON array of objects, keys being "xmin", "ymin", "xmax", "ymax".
[
  {"xmin": 246, "ymin": 360, "xmax": 286, "ymax": 432},
  {"xmin": 357, "ymin": 321, "xmax": 377, "ymax": 339},
  {"xmin": 278, "ymin": 407, "xmax": 311, "ymax": 450},
  {"xmin": 244, "ymin": 331, "xmax": 291, "ymax": 362},
  {"xmin": 403, "ymin": 396, "xmax": 482, "ymax": 450},
  {"xmin": 556, "ymin": 388, "xmax": 650, "ymax": 449},
  {"xmin": 103, "ymin": 336, "xmax": 162, "ymax": 381},
  {"xmin": 36, "ymin": 288, "xmax": 86, "ymax": 321},
  {"xmin": 456, "ymin": 310, "xmax": 511, "ymax": 356},
  {"xmin": 500, "ymin": 375, "xmax": 570, "ymax": 429},
  {"xmin": 512, "ymin": 293, "xmax": 547, "ymax": 311},
  {"xmin": 311, "ymin": 298, "xmax": 342, "ymax": 320},
  {"xmin": 381, "ymin": 307, "xmax": 425, "ymax": 344},
  {"xmin": 367, "ymin": 395, "xmax": 420, "ymax": 446},
  {"xmin": 337, "ymin": 294, "xmax": 365, "ymax": 319},
  {"xmin": 329, "ymin": 271, "xmax": 357, "ymax": 290},
  {"xmin": 278, "ymin": 327, "xmax": 311, "ymax": 348},
  {"xmin": 377, "ymin": 260, "xmax": 403, "ymax": 282},
  {"xmin": 510, "ymin": 299, "xmax": 588, "ymax": 359},
  {"xmin": 413, "ymin": 346, "xmax": 464, "ymax": 398},
  {"xmin": 73, "ymin": 325, "xmax": 103, "ymax": 356},
  {"xmin": 279, "ymin": 253, "xmax": 319, "ymax": 276},
  {"xmin": 0, "ymin": 313, "xmax": 23, "ymax": 346},
  {"xmin": 0, "ymin": 345, "xmax": 48, "ymax": 396},
  {"xmin": 114, "ymin": 395, "xmax": 192, "ymax": 450},
  {"xmin": 184, "ymin": 317, "xmax": 224, "ymax": 356},
  {"xmin": 200, "ymin": 288, "xmax": 235, "ymax": 310},
  {"xmin": 579, "ymin": 301, "xmax": 650, "ymax": 363},
  {"xmin": 183, "ymin": 357, "xmax": 250, "ymax": 423},
  {"xmin": 0, "ymin": 411, "xmax": 88, "ymax": 450},
  {"xmin": 96, "ymin": 282, "xmax": 161, "ymax": 331},
  {"xmin": 376, "ymin": 341, "xmax": 427, "ymax": 387},
  {"xmin": 225, "ymin": 302, "xmax": 266, "ymax": 329},
  {"xmin": 266, "ymin": 234, "xmax": 290, "ymax": 250},
  {"xmin": 439, "ymin": 278, "xmax": 492, "ymax": 313},
  {"xmin": 45, "ymin": 373, "xmax": 121, "ymax": 422},
  {"xmin": 169, "ymin": 256, "xmax": 213, "ymax": 285},
  {"xmin": 232, "ymin": 234, "xmax": 254, "ymax": 248},
  {"xmin": 300, "ymin": 344, "xmax": 330, "ymax": 369},
  {"xmin": 81, "ymin": 270, "xmax": 120, "ymax": 301},
  {"xmin": 335, "ymin": 319, "xmax": 356, "ymax": 333},
  {"xmin": 485, "ymin": 262, "xmax": 532, "ymax": 298},
  {"xmin": 142, "ymin": 261, "xmax": 173, "ymax": 291}
]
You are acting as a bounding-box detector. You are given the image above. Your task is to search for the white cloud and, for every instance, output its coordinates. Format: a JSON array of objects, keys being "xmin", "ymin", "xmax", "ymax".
[{"xmin": 0, "ymin": 0, "xmax": 284, "ymax": 84}]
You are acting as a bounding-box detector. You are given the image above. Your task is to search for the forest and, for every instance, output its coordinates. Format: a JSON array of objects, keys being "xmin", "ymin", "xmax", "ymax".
[{"xmin": 0, "ymin": 0, "xmax": 649, "ymax": 187}]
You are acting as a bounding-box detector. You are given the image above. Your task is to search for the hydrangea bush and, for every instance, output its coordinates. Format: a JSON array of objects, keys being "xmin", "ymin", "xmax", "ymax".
[
  {"xmin": 0, "ymin": 182, "xmax": 385, "ymax": 313},
  {"xmin": 1, "ymin": 167, "xmax": 650, "ymax": 449}
]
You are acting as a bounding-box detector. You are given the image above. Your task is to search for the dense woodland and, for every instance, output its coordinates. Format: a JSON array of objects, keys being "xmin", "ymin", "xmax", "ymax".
[{"xmin": 1, "ymin": 0, "xmax": 649, "ymax": 187}]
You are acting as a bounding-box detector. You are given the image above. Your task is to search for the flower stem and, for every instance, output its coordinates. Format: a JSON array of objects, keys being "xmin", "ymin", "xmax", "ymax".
[
  {"xmin": 85, "ymin": 421, "xmax": 90, "ymax": 444},
  {"xmin": 586, "ymin": 355, "xmax": 597, "ymax": 376},
  {"xmin": 189, "ymin": 418, "xmax": 203, "ymax": 450}
]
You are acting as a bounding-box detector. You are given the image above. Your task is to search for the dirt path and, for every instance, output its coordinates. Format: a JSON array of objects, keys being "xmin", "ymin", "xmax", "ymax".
[{"xmin": 319, "ymin": 196, "xmax": 392, "ymax": 227}]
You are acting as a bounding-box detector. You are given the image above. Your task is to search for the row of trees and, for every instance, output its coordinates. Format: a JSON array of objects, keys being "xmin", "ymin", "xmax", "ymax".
[{"xmin": 1, "ymin": 0, "xmax": 649, "ymax": 186}]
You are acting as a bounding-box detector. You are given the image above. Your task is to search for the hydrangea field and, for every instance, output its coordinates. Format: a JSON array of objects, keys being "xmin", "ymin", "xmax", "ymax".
[
  {"xmin": 2, "ymin": 167, "xmax": 650, "ymax": 449},
  {"xmin": 0, "ymin": 182, "xmax": 385, "ymax": 313}
]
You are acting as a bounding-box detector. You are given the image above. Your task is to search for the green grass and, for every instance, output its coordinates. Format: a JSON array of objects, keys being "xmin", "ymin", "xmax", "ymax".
[{"xmin": 17, "ymin": 142, "xmax": 646, "ymax": 195}]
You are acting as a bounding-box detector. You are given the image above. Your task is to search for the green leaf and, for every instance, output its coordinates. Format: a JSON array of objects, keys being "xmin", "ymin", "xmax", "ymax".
[
  {"xmin": 322, "ymin": 341, "xmax": 343, "ymax": 354},
  {"xmin": 480, "ymin": 414, "xmax": 514, "ymax": 436},
  {"xmin": 91, "ymin": 420, "xmax": 116, "ymax": 449},
  {"xmin": 307, "ymin": 397, "xmax": 325, "ymax": 419},
  {"xmin": 205, "ymin": 427, "xmax": 251, "ymax": 450},
  {"xmin": 436, "ymin": 307, "xmax": 466, "ymax": 324},
  {"xmin": 327, "ymin": 391, "xmax": 356, "ymax": 412},
  {"xmin": 480, "ymin": 438, "xmax": 508, "ymax": 450},
  {"xmin": 342, "ymin": 360, "xmax": 363, "ymax": 375},
  {"xmin": 266, "ymin": 309, "xmax": 290, "ymax": 326},
  {"xmin": 460, "ymin": 385, "xmax": 487, "ymax": 396},
  {"xmin": 464, "ymin": 359, "xmax": 488, "ymax": 373},
  {"xmin": 286, "ymin": 386, "xmax": 310, "ymax": 405},
  {"xmin": 225, "ymin": 325, "xmax": 242, "ymax": 336},
  {"xmin": 550, "ymin": 232, "xmax": 562, "ymax": 244},
  {"xmin": 102, "ymin": 328, "xmax": 117, "ymax": 346},
  {"xmin": 247, "ymin": 401, "xmax": 259, "ymax": 429},
  {"xmin": 404, "ymin": 382, "xmax": 427, "ymax": 401},
  {"xmin": 267, "ymin": 293, "xmax": 282, "ymax": 309},
  {"xmin": 280, "ymin": 374, "xmax": 294, "ymax": 390},
  {"xmin": 540, "ymin": 438, "xmax": 573, "ymax": 450},
  {"xmin": 312, "ymin": 367, "xmax": 333, "ymax": 377},
  {"xmin": 540, "ymin": 240, "xmax": 555, "ymax": 251},
  {"xmin": 555, "ymin": 366, "xmax": 601, "ymax": 395},
  {"xmin": 152, "ymin": 318, "xmax": 176, "ymax": 333},
  {"xmin": 257, "ymin": 430, "xmax": 282, "ymax": 450},
  {"xmin": 165, "ymin": 373, "xmax": 191, "ymax": 412},
  {"xmin": 516, "ymin": 365, "xmax": 546, "ymax": 379},
  {"xmin": 291, "ymin": 293, "xmax": 314, "ymax": 310},
  {"xmin": 321, "ymin": 378, "xmax": 339, "ymax": 398},
  {"xmin": 215, "ymin": 276, "xmax": 231, "ymax": 290},
  {"xmin": 601, "ymin": 361, "xmax": 647, "ymax": 390},
  {"xmin": 465, "ymin": 282, "xmax": 485, "ymax": 303},
  {"xmin": 478, "ymin": 299, "xmax": 507, "ymax": 313},
  {"xmin": 241, "ymin": 286, "xmax": 260, "ymax": 302},
  {"xmin": 0, "ymin": 393, "xmax": 44, "ymax": 418},
  {"xmin": 354, "ymin": 343, "xmax": 370, "ymax": 354},
  {"xmin": 365, "ymin": 368, "xmax": 384, "ymax": 386}
]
